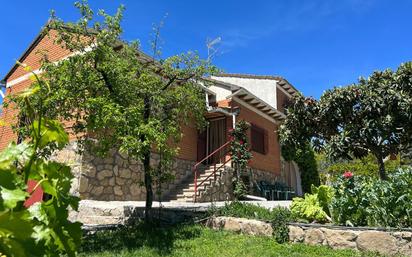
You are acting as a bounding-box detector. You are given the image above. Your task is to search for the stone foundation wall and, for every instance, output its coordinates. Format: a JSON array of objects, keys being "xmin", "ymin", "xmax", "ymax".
[
  {"xmin": 250, "ymin": 168, "xmax": 280, "ymax": 184},
  {"xmin": 54, "ymin": 142, "xmax": 288, "ymax": 202},
  {"xmin": 51, "ymin": 142, "xmax": 83, "ymax": 196},
  {"xmin": 195, "ymin": 166, "xmax": 282, "ymax": 202},
  {"xmin": 289, "ymin": 224, "xmax": 412, "ymax": 256},
  {"xmin": 54, "ymin": 142, "xmax": 196, "ymax": 201},
  {"xmin": 197, "ymin": 166, "xmax": 234, "ymax": 202}
]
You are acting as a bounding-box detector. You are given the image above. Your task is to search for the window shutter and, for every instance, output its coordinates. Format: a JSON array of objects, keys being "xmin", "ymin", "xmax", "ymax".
[
  {"xmin": 251, "ymin": 124, "xmax": 267, "ymax": 155},
  {"xmin": 264, "ymin": 129, "xmax": 268, "ymax": 154}
]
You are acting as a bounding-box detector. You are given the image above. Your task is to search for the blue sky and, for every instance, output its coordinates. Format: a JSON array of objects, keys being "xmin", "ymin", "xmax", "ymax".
[{"xmin": 1, "ymin": 0, "xmax": 412, "ymax": 98}]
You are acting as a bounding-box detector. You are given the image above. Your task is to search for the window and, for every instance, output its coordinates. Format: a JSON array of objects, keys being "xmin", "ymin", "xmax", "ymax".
[{"xmin": 251, "ymin": 124, "xmax": 267, "ymax": 154}]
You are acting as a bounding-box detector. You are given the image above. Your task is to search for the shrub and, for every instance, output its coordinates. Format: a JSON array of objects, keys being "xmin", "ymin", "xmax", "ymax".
[
  {"xmin": 214, "ymin": 201, "xmax": 274, "ymax": 221},
  {"xmin": 317, "ymin": 153, "xmax": 403, "ymax": 183},
  {"xmin": 282, "ymin": 144, "xmax": 320, "ymax": 194},
  {"xmin": 270, "ymin": 207, "xmax": 291, "ymax": 243},
  {"xmin": 290, "ymin": 185, "xmax": 333, "ymax": 223},
  {"xmin": 212, "ymin": 201, "xmax": 291, "ymax": 243},
  {"xmin": 331, "ymin": 168, "xmax": 412, "ymax": 228}
]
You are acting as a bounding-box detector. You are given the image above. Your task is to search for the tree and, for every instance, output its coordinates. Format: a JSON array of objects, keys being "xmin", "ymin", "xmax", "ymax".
[
  {"xmin": 0, "ymin": 67, "xmax": 81, "ymax": 256},
  {"xmin": 12, "ymin": 2, "xmax": 216, "ymax": 221},
  {"xmin": 280, "ymin": 63, "xmax": 412, "ymax": 180}
]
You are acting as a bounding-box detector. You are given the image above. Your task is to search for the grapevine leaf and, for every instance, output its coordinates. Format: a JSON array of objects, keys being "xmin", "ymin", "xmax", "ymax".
[
  {"xmin": 32, "ymin": 119, "xmax": 69, "ymax": 149},
  {"xmin": 0, "ymin": 187, "xmax": 28, "ymax": 209}
]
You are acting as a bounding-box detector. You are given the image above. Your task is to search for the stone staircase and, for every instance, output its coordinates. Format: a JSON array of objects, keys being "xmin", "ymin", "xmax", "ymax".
[{"xmin": 163, "ymin": 164, "xmax": 229, "ymax": 202}]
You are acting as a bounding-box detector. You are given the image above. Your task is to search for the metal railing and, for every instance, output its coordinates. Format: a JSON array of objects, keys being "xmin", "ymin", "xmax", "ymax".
[{"xmin": 193, "ymin": 140, "xmax": 232, "ymax": 202}]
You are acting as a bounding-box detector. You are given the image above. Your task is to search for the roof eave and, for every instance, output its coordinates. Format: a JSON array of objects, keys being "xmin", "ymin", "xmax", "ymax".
[{"xmin": 226, "ymin": 88, "xmax": 286, "ymax": 123}]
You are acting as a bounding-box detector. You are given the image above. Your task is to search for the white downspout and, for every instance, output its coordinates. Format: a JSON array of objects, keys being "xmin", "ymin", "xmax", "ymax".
[{"xmin": 232, "ymin": 106, "xmax": 240, "ymax": 129}]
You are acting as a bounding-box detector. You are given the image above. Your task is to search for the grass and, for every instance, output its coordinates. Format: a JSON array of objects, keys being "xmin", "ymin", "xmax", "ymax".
[{"xmin": 79, "ymin": 223, "xmax": 377, "ymax": 257}]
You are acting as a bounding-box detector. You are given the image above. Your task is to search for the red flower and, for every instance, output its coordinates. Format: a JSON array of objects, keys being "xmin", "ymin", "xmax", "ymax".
[
  {"xmin": 239, "ymin": 140, "xmax": 244, "ymax": 145},
  {"xmin": 228, "ymin": 128, "xmax": 234, "ymax": 133},
  {"xmin": 343, "ymin": 171, "xmax": 353, "ymax": 179}
]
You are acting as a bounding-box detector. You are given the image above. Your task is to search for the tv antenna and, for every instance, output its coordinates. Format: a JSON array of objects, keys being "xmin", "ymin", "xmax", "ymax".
[{"xmin": 206, "ymin": 37, "xmax": 221, "ymax": 61}]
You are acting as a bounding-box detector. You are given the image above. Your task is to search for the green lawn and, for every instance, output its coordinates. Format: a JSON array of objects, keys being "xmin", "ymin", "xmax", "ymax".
[{"xmin": 80, "ymin": 224, "xmax": 377, "ymax": 257}]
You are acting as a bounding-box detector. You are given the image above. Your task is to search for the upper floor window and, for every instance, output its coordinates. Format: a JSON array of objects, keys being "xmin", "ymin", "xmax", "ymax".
[{"xmin": 251, "ymin": 124, "xmax": 267, "ymax": 154}]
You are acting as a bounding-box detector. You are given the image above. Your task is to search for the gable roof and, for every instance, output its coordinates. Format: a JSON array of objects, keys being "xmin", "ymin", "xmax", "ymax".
[
  {"xmin": 1, "ymin": 20, "xmax": 156, "ymax": 84},
  {"xmin": 213, "ymin": 73, "xmax": 299, "ymax": 96}
]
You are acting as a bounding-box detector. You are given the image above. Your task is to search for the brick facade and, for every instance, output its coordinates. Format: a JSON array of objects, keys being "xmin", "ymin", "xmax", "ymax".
[
  {"xmin": 232, "ymin": 99, "xmax": 281, "ymax": 175},
  {"xmin": 1, "ymin": 29, "xmax": 72, "ymax": 150}
]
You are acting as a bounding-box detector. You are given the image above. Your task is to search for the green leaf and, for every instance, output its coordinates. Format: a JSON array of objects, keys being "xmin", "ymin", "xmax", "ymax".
[
  {"xmin": 0, "ymin": 210, "xmax": 33, "ymax": 239},
  {"xmin": 0, "ymin": 187, "xmax": 28, "ymax": 209},
  {"xmin": 0, "ymin": 169, "xmax": 19, "ymax": 189},
  {"xmin": 32, "ymin": 119, "xmax": 69, "ymax": 149},
  {"xmin": 0, "ymin": 142, "xmax": 33, "ymax": 170},
  {"xmin": 17, "ymin": 84, "xmax": 40, "ymax": 99}
]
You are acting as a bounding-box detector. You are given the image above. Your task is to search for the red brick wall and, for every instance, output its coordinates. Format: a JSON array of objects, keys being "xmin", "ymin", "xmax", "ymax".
[
  {"xmin": 233, "ymin": 100, "xmax": 281, "ymax": 175},
  {"xmin": 7, "ymin": 30, "xmax": 71, "ymax": 81},
  {"xmin": 176, "ymin": 123, "xmax": 198, "ymax": 161},
  {"xmin": 0, "ymin": 30, "xmax": 72, "ymax": 150}
]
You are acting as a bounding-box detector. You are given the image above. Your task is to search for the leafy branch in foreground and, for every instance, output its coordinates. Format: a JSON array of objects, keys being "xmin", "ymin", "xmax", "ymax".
[{"xmin": 0, "ymin": 65, "xmax": 81, "ymax": 257}]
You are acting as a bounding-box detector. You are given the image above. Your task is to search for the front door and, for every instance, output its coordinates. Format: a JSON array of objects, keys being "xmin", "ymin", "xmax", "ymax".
[
  {"xmin": 197, "ymin": 117, "xmax": 227, "ymax": 164},
  {"xmin": 207, "ymin": 118, "xmax": 227, "ymax": 164}
]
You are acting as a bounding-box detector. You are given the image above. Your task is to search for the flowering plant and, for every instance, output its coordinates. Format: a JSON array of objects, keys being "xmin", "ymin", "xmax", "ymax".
[
  {"xmin": 229, "ymin": 120, "xmax": 252, "ymax": 198},
  {"xmin": 230, "ymin": 121, "xmax": 252, "ymax": 171},
  {"xmin": 343, "ymin": 170, "xmax": 353, "ymax": 179}
]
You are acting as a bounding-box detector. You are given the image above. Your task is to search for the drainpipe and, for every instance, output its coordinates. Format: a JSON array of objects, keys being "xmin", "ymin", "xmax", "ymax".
[
  {"xmin": 0, "ymin": 80, "xmax": 6, "ymax": 99},
  {"xmin": 205, "ymin": 92, "xmax": 209, "ymax": 109},
  {"xmin": 232, "ymin": 106, "xmax": 240, "ymax": 129}
]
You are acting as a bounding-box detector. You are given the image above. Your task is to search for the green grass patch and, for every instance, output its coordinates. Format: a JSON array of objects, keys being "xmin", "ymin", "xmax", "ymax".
[{"xmin": 80, "ymin": 224, "xmax": 377, "ymax": 257}]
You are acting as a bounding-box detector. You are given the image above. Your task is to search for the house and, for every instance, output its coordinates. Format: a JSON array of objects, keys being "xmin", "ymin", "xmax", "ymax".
[{"xmin": 0, "ymin": 24, "xmax": 302, "ymax": 202}]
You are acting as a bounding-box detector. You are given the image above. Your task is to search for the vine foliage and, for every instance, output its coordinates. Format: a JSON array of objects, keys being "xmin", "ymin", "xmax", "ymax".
[{"xmin": 0, "ymin": 66, "xmax": 81, "ymax": 257}]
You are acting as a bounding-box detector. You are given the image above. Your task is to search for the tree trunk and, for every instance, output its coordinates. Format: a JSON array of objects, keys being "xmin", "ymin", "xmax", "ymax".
[
  {"xmin": 375, "ymin": 153, "xmax": 388, "ymax": 180},
  {"xmin": 142, "ymin": 96, "xmax": 153, "ymax": 222},
  {"xmin": 143, "ymin": 150, "xmax": 153, "ymax": 222}
]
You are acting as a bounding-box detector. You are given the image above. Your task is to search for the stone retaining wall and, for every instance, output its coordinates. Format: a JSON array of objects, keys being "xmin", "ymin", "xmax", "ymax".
[
  {"xmin": 289, "ymin": 224, "xmax": 412, "ymax": 256},
  {"xmin": 207, "ymin": 216, "xmax": 412, "ymax": 256},
  {"xmin": 70, "ymin": 200, "xmax": 209, "ymax": 225},
  {"xmin": 207, "ymin": 216, "xmax": 273, "ymax": 236}
]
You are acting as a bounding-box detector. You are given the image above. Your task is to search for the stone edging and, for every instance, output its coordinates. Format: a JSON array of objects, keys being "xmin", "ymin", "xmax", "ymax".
[
  {"xmin": 288, "ymin": 222, "xmax": 412, "ymax": 232},
  {"xmin": 206, "ymin": 216, "xmax": 411, "ymax": 256}
]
